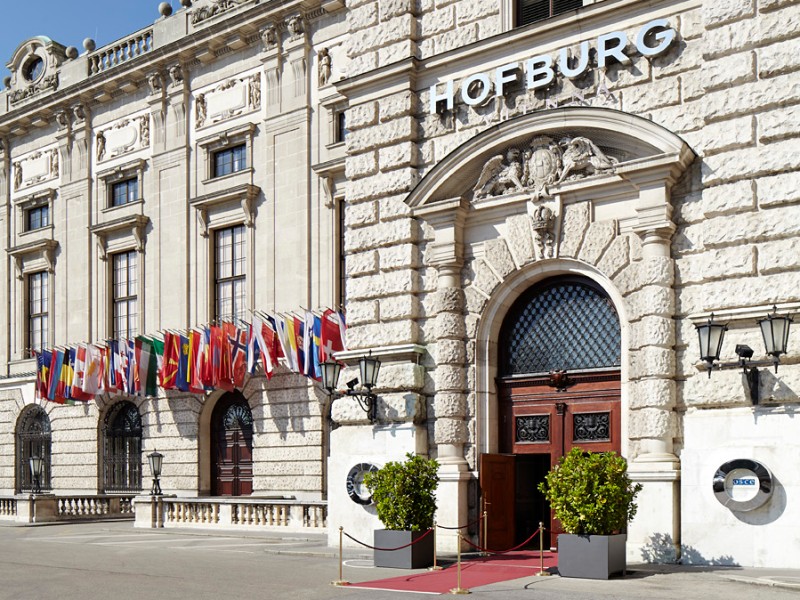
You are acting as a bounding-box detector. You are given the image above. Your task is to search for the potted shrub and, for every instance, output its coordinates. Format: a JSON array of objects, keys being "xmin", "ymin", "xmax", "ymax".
[
  {"xmin": 539, "ymin": 448, "xmax": 642, "ymax": 579},
  {"xmin": 363, "ymin": 452, "xmax": 439, "ymax": 569}
]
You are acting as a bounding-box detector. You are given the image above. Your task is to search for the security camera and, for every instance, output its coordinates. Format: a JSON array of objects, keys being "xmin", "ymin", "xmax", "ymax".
[{"xmin": 735, "ymin": 344, "xmax": 754, "ymax": 360}]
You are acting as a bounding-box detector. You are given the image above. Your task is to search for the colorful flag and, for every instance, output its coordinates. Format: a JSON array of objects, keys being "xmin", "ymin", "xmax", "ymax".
[
  {"xmin": 35, "ymin": 350, "xmax": 52, "ymax": 400},
  {"xmin": 188, "ymin": 330, "xmax": 205, "ymax": 393},
  {"xmin": 228, "ymin": 326, "xmax": 248, "ymax": 389},
  {"xmin": 248, "ymin": 315, "xmax": 274, "ymax": 379},
  {"xmin": 198, "ymin": 327, "xmax": 212, "ymax": 388},
  {"xmin": 176, "ymin": 334, "xmax": 190, "ymax": 392},
  {"xmin": 276, "ymin": 316, "xmax": 295, "ymax": 371},
  {"xmin": 321, "ymin": 309, "xmax": 346, "ymax": 361},
  {"xmin": 83, "ymin": 344, "xmax": 105, "ymax": 396},
  {"xmin": 303, "ymin": 312, "xmax": 321, "ymax": 381},
  {"xmin": 136, "ymin": 337, "xmax": 159, "ymax": 397},
  {"xmin": 160, "ymin": 332, "xmax": 180, "ymax": 390},
  {"xmin": 70, "ymin": 344, "xmax": 94, "ymax": 402},
  {"xmin": 47, "ymin": 349, "xmax": 63, "ymax": 402},
  {"xmin": 126, "ymin": 339, "xmax": 139, "ymax": 395}
]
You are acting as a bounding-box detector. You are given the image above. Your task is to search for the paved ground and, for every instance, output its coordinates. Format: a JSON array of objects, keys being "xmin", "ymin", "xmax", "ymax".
[{"xmin": 0, "ymin": 521, "xmax": 798, "ymax": 599}]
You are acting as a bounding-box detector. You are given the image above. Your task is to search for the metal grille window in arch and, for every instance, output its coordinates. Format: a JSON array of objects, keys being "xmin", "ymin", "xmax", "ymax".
[
  {"xmin": 17, "ymin": 406, "xmax": 51, "ymax": 493},
  {"xmin": 103, "ymin": 401, "xmax": 143, "ymax": 493},
  {"xmin": 500, "ymin": 278, "xmax": 621, "ymax": 376}
]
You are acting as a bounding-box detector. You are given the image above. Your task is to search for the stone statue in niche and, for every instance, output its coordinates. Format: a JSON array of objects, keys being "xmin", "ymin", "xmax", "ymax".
[
  {"xmin": 473, "ymin": 148, "xmax": 525, "ymax": 199},
  {"xmin": 318, "ymin": 48, "xmax": 331, "ymax": 87},
  {"xmin": 530, "ymin": 204, "xmax": 556, "ymax": 259},
  {"xmin": 96, "ymin": 131, "xmax": 106, "ymax": 161},
  {"xmin": 140, "ymin": 117, "xmax": 150, "ymax": 147},
  {"xmin": 556, "ymin": 136, "xmax": 617, "ymax": 183},
  {"xmin": 50, "ymin": 150, "xmax": 58, "ymax": 178},
  {"xmin": 13, "ymin": 162, "xmax": 22, "ymax": 191},
  {"xmin": 195, "ymin": 94, "xmax": 207, "ymax": 127},
  {"xmin": 472, "ymin": 134, "xmax": 618, "ymax": 200},
  {"xmin": 249, "ymin": 74, "xmax": 261, "ymax": 108}
]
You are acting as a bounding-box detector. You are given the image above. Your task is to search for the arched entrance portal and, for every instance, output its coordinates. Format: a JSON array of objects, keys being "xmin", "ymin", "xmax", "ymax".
[
  {"xmin": 481, "ymin": 276, "xmax": 622, "ymax": 549},
  {"xmin": 211, "ymin": 392, "xmax": 254, "ymax": 496}
]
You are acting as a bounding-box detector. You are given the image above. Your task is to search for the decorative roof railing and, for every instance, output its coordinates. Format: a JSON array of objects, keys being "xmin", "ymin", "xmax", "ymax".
[{"xmin": 87, "ymin": 29, "xmax": 154, "ymax": 76}]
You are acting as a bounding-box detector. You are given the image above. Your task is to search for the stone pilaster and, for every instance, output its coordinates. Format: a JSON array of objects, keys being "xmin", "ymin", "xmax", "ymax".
[{"xmin": 415, "ymin": 198, "xmax": 470, "ymax": 552}]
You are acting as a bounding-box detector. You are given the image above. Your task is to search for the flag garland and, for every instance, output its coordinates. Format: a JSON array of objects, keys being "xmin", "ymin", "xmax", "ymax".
[{"xmin": 31, "ymin": 308, "xmax": 347, "ymax": 405}]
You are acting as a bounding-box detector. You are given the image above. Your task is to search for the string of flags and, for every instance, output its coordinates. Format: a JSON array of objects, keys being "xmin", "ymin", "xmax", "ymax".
[{"xmin": 32, "ymin": 309, "xmax": 347, "ymax": 405}]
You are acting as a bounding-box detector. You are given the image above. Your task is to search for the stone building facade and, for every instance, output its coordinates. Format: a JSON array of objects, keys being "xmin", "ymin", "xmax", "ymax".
[{"xmin": 0, "ymin": 0, "xmax": 799, "ymax": 569}]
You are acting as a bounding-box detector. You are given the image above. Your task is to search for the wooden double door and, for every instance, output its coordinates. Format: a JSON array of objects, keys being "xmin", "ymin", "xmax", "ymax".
[
  {"xmin": 211, "ymin": 393, "xmax": 254, "ymax": 496},
  {"xmin": 481, "ymin": 371, "xmax": 621, "ymax": 551}
]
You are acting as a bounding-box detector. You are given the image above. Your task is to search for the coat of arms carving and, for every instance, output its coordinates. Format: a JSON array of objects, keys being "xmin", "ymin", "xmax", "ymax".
[{"xmin": 472, "ymin": 134, "xmax": 618, "ymax": 200}]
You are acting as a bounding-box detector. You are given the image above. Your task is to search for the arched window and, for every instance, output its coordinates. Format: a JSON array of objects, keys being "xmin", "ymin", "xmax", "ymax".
[
  {"xmin": 103, "ymin": 401, "xmax": 142, "ymax": 493},
  {"xmin": 499, "ymin": 277, "xmax": 621, "ymax": 376},
  {"xmin": 17, "ymin": 405, "xmax": 51, "ymax": 493}
]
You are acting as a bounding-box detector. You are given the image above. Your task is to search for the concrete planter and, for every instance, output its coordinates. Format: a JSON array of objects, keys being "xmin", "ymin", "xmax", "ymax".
[
  {"xmin": 557, "ymin": 533, "xmax": 627, "ymax": 579},
  {"xmin": 373, "ymin": 529, "xmax": 434, "ymax": 569}
]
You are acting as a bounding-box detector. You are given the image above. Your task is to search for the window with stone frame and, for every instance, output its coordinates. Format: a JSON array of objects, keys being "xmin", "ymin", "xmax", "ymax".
[
  {"xmin": 516, "ymin": 0, "xmax": 583, "ymax": 27},
  {"xmin": 25, "ymin": 204, "xmax": 50, "ymax": 232},
  {"xmin": 27, "ymin": 271, "xmax": 48, "ymax": 354},
  {"xmin": 112, "ymin": 250, "xmax": 138, "ymax": 339},
  {"xmin": 335, "ymin": 111, "xmax": 348, "ymax": 143},
  {"xmin": 213, "ymin": 144, "xmax": 248, "ymax": 178},
  {"xmin": 98, "ymin": 159, "xmax": 145, "ymax": 211},
  {"xmin": 111, "ymin": 177, "xmax": 139, "ymax": 207},
  {"xmin": 214, "ymin": 224, "xmax": 247, "ymax": 323}
]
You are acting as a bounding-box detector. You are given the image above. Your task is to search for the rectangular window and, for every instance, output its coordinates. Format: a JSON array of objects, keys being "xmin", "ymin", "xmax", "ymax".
[
  {"xmin": 111, "ymin": 178, "xmax": 139, "ymax": 207},
  {"xmin": 516, "ymin": 0, "xmax": 583, "ymax": 27},
  {"xmin": 112, "ymin": 251, "xmax": 138, "ymax": 339},
  {"xmin": 25, "ymin": 205, "xmax": 50, "ymax": 231},
  {"xmin": 28, "ymin": 272, "xmax": 48, "ymax": 353},
  {"xmin": 335, "ymin": 111, "xmax": 348, "ymax": 143},
  {"xmin": 215, "ymin": 225, "xmax": 246, "ymax": 322},
  {"xmin": 213, "ymin": 144, "xmax": 247, "ymax": 178}
]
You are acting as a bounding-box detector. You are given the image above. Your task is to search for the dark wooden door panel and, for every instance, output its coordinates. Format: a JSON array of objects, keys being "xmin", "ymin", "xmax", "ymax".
[{"xmin": 480, "ymin": 453, "xmax": 515, "ymax": 551}]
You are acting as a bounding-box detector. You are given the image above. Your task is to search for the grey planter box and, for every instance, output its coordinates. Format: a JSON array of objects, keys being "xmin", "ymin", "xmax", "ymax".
[
  {"xmin": 373, "ymin": 529, "xmax": 434, "ymax": 569},
  {"xmin": 557, "ymin": 533, "xmax": 627, "ymax": 579}
]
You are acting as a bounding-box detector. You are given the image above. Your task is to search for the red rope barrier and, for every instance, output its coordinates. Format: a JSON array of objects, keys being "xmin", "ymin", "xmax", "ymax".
[
  {"xmin": 461, "ymin": 527, "xmax": 541, "ymax": 555},
  {"xmin": 436, "ymin": 513, "xmax": 485, "ymax": 530},
  {"xmin": 342, "ymin": 527, "xmax": 434, "ymax": 551}
]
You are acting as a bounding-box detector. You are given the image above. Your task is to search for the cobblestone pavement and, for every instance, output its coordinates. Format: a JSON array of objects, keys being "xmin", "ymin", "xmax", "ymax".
[{"xmin": 1, "ymin": 522, "xmax": 798, "ymax": 600}]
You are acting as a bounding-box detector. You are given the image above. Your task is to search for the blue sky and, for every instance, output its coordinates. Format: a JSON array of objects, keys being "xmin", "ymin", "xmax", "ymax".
[{"xmin": 1, "ymin": 1, "xmax": 180, "ymax": 78}]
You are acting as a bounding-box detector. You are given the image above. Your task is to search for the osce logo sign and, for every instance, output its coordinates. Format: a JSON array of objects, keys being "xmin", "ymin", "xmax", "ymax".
[{"xmin": 428, "ymin": 19, "xmax": 677, "ymax": 114}]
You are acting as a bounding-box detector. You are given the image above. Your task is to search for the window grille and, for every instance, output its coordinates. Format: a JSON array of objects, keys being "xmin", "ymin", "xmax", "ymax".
[
  {"xmin": 516, "ymin": 0, "xmax": 583, "ymax": 27},
  {"xmin": 17, "ymin": 406, "xmax": 51, "ymax": 493},
  {"xmin": 103, "ymin": 401, "xmax": 142, "ymax": 493},
  {"xmin": 499, "ymin": 277, "xmax": 620, "ymax": 376}
]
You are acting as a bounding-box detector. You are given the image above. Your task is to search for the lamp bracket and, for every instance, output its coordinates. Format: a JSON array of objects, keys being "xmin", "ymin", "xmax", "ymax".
[{"xmin": 326, "ymin": 388, "xmax": 378, "ymax": 424}]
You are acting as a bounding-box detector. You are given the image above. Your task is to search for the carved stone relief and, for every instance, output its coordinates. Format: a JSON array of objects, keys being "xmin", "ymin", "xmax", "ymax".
[
  {"xmin": 472, "ymin": 135, "xmax": 618, "ymax": 200},
  {"xmin": 13, "ymin": 148, "xmax": 60, "ymax": 191},
  {"xmin": 194, "ymin": 73, "xmax": 262, "ymax": 129},
  {"xmin": 95, "ymin": 115, "xmax": 151, "ymax": 162},
  {"xmin": 260, "ymin": 25, "xmax": 278, "ymax": 51},
  {"xmin": 318, "ymin": 48, "xmax": 331, "ymax": 87},
  {"xmin": 191, "ymin": 0, "xmax": 246, "ymax": 25}
]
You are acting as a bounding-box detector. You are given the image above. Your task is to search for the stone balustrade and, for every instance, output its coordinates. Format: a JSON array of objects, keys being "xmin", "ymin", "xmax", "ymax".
[
  {"xmin": 88, "ymin": 29, "xmax": 154, "ymax": 75},
  {"xmin": 0, "ymin": 494, "xmax": 135, "ymax": 523},
  {"xmin": 138, "ymin": 497, "xmax": 327, "ymax": 532}
]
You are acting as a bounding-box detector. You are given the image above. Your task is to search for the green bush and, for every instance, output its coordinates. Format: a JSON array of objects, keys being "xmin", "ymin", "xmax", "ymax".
[
  {"xmin": 364, "ymin": 453, "xmax": 439, "ymax": 531},
  {"xmin": 538, "ymin": 448, "xmax": 642, "ymax": 535}
]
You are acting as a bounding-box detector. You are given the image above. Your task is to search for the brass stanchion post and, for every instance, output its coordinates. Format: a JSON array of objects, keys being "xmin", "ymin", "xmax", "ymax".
[
  {"xmin": 331, "ymin": 526, "xmax": 350, "ymax": 586},
  {"xmin": 429, "ymin": 523, "xmax": 443, "ymax": 571},
  {"xmin": 481, "ymin": 509, "xmax": 489, "ymax": 557},
  {"xmin": 535, "ymin": 521, "xmax": 551, "ymax": 577},
  {"xmin": 449, "ymin": 532, "xmax": 471, "ymax": 595}
]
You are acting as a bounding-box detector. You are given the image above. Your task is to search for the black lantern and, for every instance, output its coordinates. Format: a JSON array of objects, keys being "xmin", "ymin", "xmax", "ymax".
[
  {"xmin": 319, "ymin": 353, "xmax": 381, "ymax": 424},
  {"xmin": 359, "ymin": 352, "xmax": 381, "ymax": 391},
  {"xmin": 696, "ymin": 314, "xmax": 728, "ymax": 377},
  {"xmin": 29, "ymin": 455, "xmax": 44, "ymax": 494},
  {"xmin": 758, "ymin": 307, "xmax": 793, "ymax": 371},
  {"xmin": 148, "ymin": 450, "xmax": 163, "ymax": 496},
  {"xmin": 321, "ymin": 359, "xmax": 343, "ymax": 394}
]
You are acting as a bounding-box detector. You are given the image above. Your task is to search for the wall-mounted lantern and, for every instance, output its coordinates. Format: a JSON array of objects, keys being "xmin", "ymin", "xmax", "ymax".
[{"xmin": 320, "ymin": 352, "xmax": 382, "ymax": 424}]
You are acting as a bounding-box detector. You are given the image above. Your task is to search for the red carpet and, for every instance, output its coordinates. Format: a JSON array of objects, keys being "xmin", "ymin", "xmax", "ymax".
[{"xmin": 348, "ymin": 551, "xmax": 557, "ymax": 594}]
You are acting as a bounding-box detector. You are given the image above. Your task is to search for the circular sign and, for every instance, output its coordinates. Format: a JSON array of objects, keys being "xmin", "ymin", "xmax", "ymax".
[
  {"xmin": 713, "ymin": 459, "xmax": 773, "ymax": 512},
  {"xmin": 346, "ymin": 463, "xmax": 378, "ymax": 505}
]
